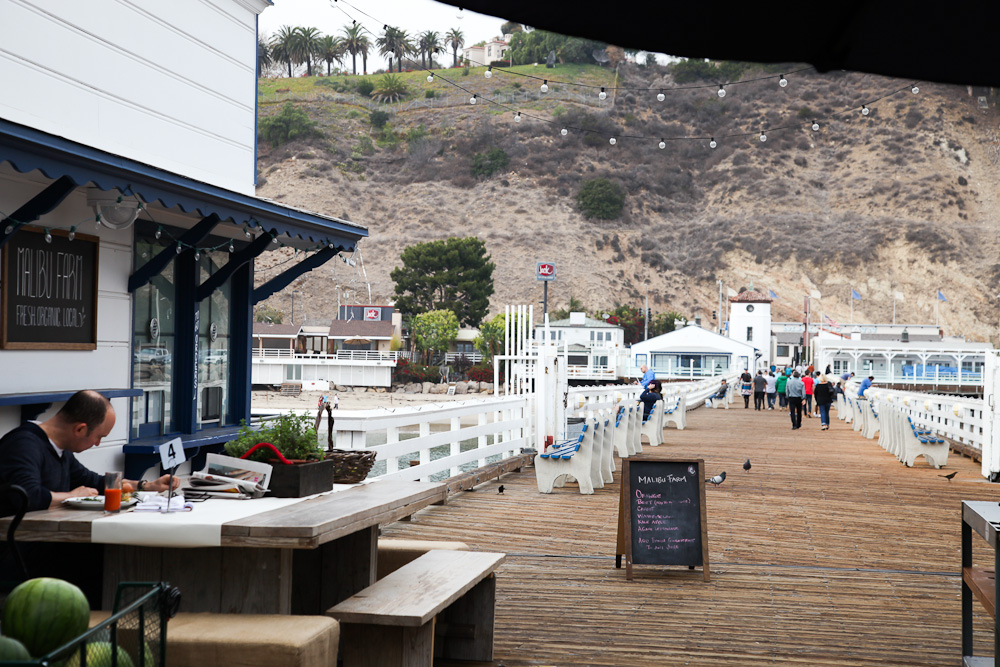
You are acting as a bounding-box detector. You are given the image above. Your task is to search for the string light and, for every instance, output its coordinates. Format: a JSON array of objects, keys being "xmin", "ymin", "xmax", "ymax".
[
  {"xmin": 861, "ymin": 105, "xmax": 870, "ymax": 116},
  {"xmin": 540, "ymin": 80, "xmax": 549, "ymax": 93},
  {"xmin": 68, "ymin": 226, "xmax": 76, "ymax": 241},
  {"xmin": 709, "ymin": 138, "xmax": 717, "ymax": 149},
  {"xmin": 176, "ymin": 242, "xmax": 182, "ymax": 254},
  {"xmin": 469, "ymin": 94, "xmax": 477, "ymax": 104},
  {"xmin": 271, "ymin": 234, "xmax": 278, "ymax": 244},
  {"xmin": 4, "ymin": 225, "xmax": 12, "ymax": 235},
  {"xmin": 484, "ymin": 66, "xmax": 492, "ymax": 79},
  {"xmin": 779, "ymin": 74, "xmax": 788, "ymax": 88},
  {"xmin": 656, "ymin": 91, "xmax": 665, "ymax": 102},
  {"xmin": 243, "ymin": 225, "xmax": 252, "ymax": 238},
  {"xmin": 514, "ymin": 112, "xmax": 521, "ymax": 122},
  {"xmin": 229, "ymin": 241, "xmax": 235, "ymax": 253},
  {"xmin": 911, "ymin": 85, "xmax": 919, "ymax": 94},
  {"xmin": 717, "ymin": 84, "xmax": 726, "ymax": 98},
  {"xmin": 560, "ymin": 128, "xmax": 568, "ymax": 136},
  {"xmin": 812, "ymin": 120, "xmax": 820, "ymax": 131},
  {"xmin": 426, "ymin": 73, "xmax": 434, "ymax": 82},
  {"xmin": 44, "ymin": 228, "xmax": 52, "ymax": 243},
  {"xmin": 759, "ymin": 131, "xmax": 767, "ymax": 142},
  {"xmin": 599, "ymin": 87, "xmax": 607, "ymax": 101},
  {"xmin": 609, "ymin": 137, "xmax": 617, "ymax": 145},
  {"xmin": 658, "ymin": 139, "xmax": 666, "ymax": 150},
  {"xmin": 154, "ymin": 225, "xmax": 162, "ymax": 240},
  {"xmin": 194, "ymin": 249, "xmax": 200, "ymax": 260}
]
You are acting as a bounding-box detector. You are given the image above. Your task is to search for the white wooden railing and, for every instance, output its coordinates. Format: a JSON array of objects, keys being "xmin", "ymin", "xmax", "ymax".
[
  {"xmin": 864, "ymin": 386, "xmax": 986, "ymax": 454},
  {"xmin": 565, "ymin": 373, "xmax": 741, "ymax": 419},
  {"xmin": 253, "ymin": 349, "xmax": 402, "ymax": 362}
]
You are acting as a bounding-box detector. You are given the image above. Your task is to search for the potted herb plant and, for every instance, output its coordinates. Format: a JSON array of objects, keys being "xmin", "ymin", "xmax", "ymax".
[{"xmin": 224, "ymin": 414, "xmax": 334, "ymax": 497}]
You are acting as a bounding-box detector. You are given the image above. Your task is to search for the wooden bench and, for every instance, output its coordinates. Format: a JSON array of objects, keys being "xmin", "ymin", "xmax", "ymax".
[
  {"xmin": 327, "ymin": 550, "xmax": 505, "ymax": 667},
  {"xmin": 377, "ymin": 538, "xmax": 471, "ymax": 580},
  {"xmin": 90, "ymin": 611, "xmax": 340, "ymax": 667}
]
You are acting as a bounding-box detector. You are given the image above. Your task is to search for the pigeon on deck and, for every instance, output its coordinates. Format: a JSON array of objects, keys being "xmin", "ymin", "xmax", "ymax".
[
  {"xmin": 938, "ymin": 471, "xmax": 958, "ymax": 481},
  {"xmin": 706, "ymin": 471, "xmax": 726, "ymax": 486},
  {"xmin": 498, "ymin": 484, "xmax": 505, "ymax": 494},
  {"xmin": 743, "ymin": 458, "xmax": 751, "ymax": 472}
]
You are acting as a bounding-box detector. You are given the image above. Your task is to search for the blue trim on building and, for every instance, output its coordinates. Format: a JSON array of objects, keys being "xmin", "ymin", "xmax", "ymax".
[{"xmin": 0, "ymin": 119, "xmax": 366, "ymax": 247}]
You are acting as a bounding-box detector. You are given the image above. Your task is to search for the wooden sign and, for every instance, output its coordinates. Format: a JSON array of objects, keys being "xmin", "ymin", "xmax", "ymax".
[
  {"xmin": 616, "ymin": 457, "xmax": 709, "ymax": 581},
  {"xmin": 1, "ymin": 227, "xmax": 99, "ymax": 350}
]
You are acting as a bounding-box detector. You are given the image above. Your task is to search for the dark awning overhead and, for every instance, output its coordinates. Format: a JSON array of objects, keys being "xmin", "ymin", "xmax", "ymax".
[
  {"xmin": 0, "ymin": 118, "xmax": 367, "ymax": 248},
  {"xmin": 436, "ymin": 1, "xmax": 1000, "ymax": 88}
]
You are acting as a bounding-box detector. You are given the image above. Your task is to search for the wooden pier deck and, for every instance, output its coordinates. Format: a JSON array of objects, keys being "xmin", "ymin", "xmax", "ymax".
[{"xmin": 383, "ymin": 403, "xmax": 1000, "ymax": 666}]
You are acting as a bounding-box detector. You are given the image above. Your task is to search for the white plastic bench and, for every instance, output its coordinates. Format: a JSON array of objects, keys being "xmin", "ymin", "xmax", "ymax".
[
  {"xmin": 535, "ymin": 421, "xmax": 596, "ymax": 494},
  {"xmin": 639, "ymin": 399, "xmax": 664, "ymax": 446}
]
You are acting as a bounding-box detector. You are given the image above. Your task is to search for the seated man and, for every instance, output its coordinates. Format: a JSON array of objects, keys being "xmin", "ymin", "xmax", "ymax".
[
  {"xmin": 639, "ymin": 381, "xmax": 662, "ymax": 420},
  {"xmin": 0, "ymin": 390, "xmax": 177, "ymax": 515},
  {"xmin": 705, "ymin": 380, "xmax": 728, "ymax": 408}
]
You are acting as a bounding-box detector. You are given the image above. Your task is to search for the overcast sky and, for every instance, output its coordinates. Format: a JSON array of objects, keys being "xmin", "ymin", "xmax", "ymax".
[{"xmin": 259, "ymin": 0, "xmax": 511, "ymax": 69}]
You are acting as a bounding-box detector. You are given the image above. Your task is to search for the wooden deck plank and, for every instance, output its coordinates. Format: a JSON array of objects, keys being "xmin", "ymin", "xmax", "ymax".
[{"xmin": 383, "ymin": 403, "xmax": 1000, "ymax": 666}]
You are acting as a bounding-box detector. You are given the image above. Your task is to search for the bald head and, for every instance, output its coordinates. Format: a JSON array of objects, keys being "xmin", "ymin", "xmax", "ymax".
[{"xmin": 57, "ymin": 390, "xmax": 112, "ymax": 432}]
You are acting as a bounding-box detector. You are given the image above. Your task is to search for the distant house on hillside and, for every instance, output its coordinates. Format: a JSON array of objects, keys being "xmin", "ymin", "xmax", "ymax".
[
  {"xmin": 464, "ymin": 37, "xmax": 510, "ymax": 66},
  {"xmin": 534, "ymin": 312, "xmax": 626, "ymax": 381}
]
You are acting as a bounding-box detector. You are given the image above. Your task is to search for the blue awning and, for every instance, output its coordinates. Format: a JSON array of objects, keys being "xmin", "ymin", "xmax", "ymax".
[{"xmin": 0, "ymin": 118, "xmax": 366, "ymax": 249}]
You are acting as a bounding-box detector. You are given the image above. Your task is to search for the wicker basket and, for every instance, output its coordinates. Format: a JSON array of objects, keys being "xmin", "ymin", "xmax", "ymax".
[{"xmin": 327, "ymin": 449, "xmax": 377, "ymax": 484}]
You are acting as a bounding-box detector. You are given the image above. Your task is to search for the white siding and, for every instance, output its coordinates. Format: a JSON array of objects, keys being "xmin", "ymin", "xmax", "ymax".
[{"xmin": 0, "ymin": 0, "xmax": 268, "ymax": 195}]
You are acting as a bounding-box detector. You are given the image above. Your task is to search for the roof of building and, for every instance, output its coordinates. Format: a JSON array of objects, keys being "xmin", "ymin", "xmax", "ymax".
[
  {"xmin": 543, "ymin": 317, "xmax": 621, "ymax": 329},
  {"xmin": 328, "ymin": 320, "xmax": 394, "ymax": 339},
  {"xmin": 729, "ymin": 290, "xmax": 773, "ymax": 304},
  {"xmin": 252, "ymin": 323, "xmax": 301, "ymax": 337}
]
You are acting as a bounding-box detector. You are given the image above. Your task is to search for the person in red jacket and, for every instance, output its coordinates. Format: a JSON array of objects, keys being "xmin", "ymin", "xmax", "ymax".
[{"xmin": 802, "ymin": 372, "xmax": 815, "ymax": 418}]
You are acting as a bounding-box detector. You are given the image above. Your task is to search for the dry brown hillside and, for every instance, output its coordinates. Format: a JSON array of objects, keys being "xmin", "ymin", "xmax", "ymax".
[{"xmin": 254, "ymin": 63, "xmax": 1000, "ymax": 341}]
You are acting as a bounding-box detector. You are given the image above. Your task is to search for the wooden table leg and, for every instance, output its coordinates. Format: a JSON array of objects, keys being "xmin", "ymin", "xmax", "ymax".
[
  {"xmin": 292, "ymin": 526, "xmax": 377, "ymax": 614},
  {"xmin": 434, "ymin": 573, "xmax": 497, "ymax": 661}
]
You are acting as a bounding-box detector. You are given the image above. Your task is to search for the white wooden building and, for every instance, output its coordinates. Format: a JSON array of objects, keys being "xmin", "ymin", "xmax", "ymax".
[
  {"xmin": 535, "ymin": 313, "xmax": 627, "ymax": 382},
  {"xmin": 629, "ymin": 324, "xmax": 758, "ymax": 379}
]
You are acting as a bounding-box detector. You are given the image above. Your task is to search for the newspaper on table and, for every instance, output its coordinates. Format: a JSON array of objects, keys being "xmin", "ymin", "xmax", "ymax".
[{"xmin": 182, "ymin": 454, "xmax": 273, "ymax": 499}]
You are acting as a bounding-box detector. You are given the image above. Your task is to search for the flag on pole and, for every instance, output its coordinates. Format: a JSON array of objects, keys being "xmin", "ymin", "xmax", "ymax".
[
  {"xmin": 824, "ymin": 314, "xmax": 839, "ymax": 326},
  {"xmin": 851, "ymin": 289, "xmax": 862, "ymax": 300},
  {"xmin": 768, "ymin": 290, "xmax": 778, "ymax": 299},
  {"xmin": 937, "ymin": 290, "xmax": 947, "ymax": 302}
]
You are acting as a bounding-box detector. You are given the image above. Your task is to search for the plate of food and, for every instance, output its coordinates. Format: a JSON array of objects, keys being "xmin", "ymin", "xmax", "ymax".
[{"xmin": 63, "ymin": 495, "xmax": 138, "ymax": 510}]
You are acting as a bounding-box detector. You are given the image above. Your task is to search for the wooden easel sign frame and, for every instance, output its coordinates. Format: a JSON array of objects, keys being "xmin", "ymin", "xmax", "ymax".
[{"xmin": 615, "ymin": 457, "xmax": 710, "ymax": 581}]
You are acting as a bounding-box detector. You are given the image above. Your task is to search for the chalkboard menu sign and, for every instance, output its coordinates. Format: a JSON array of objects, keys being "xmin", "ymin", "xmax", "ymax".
[
  {"xmin": 1, "ymin": 227, "xmax": 100, "ymax": 350},
  {"xmin": 616, "ymin": 457, "xmax": 709, "ymax": 581}
]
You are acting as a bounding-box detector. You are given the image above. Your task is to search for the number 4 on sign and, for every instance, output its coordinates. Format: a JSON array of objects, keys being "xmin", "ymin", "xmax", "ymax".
[{"xmin": 159, "ymin": 437, "xmax": 186, "ymax": 470}]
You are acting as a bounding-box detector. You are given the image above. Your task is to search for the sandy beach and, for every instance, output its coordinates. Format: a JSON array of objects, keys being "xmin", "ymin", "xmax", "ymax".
[{"xmin": 251, "ymin": 388, "xmax": 490, "ymax": 412}]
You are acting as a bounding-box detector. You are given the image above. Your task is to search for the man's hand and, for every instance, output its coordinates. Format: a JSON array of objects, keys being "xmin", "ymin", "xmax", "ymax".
[
  {"xmin": 144, "ymin": 474, "xmax": 182, "ymax": 493},
  {"xmin": 49, "ymin": 486, "xmax": 99, "ymax": 508}
]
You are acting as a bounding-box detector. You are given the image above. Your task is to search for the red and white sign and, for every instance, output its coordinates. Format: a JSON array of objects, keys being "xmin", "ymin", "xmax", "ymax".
[
  {"xmin": 365, "ymin": 308, "xmax": 381, "ymax": 321},
  {"xmin": 536, "ymin": 262, "xmax": 556, "ymax": 281}
]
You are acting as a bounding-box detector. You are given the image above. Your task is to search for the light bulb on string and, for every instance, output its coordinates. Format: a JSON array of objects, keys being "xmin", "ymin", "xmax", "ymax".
[
  {"xmin": 911, "ymin": 85, "xmax": 919, "ymax": 94},
  {"xmin": 95, "ymin": 214, "xmax": 102, "ymax": 227},
  {"xmin": 194, "ymin": 249, "xmax": 200, "ymax": 261},
  {"xmin": 609, "ymin": 137, "xmax": 617, "ymax": 145},
  {"xmin": 469, "ymin": 94, "xmax": 477, "ymax": 104},
  {"xmin": 176, "ymin": 242, "xmax": 182, "ymax": 255},
  {"xmin": 514, "ymin": 112, "xmax": 521, "ymax": 122},
  {"xmin": 4, "ymin": 225, "xmax": 13, "ymax": 235},
  {"xmin": 271, "ymin": 234, "xmax": 278, "ymax": 244},
  {"xmin": 560, "ymin": 128, "xmax": 568, "ymax": 136},
  {"xmin": 759, "ymin": 131, "xmax": 767, "ymax": 142},
  {"xmin": 811, "ymin": 120, "xmax": 820, "ymax": 131},
  {"xmin": 155, "ymin": 226, "xmax": 162, "ymax": 240},
  {"xmin": 861, "ymin": 105, "xmax": 870, "ymax": 116},
  {"xmin": 779, "ymin": 74, "xmax": 788, "ymax": 88},
  {"xmin": 656, "ymin": 91, "xmax": 665, "ymax": 102},
  {"xmin": 243, "ymin": 225, "xmax": 251, "ymax": 238},
  {"xmin": 658, "ymin": 139, "xmax": 666, "ymax": 150},
  {"xmin": 426, "ymin": 73, "xmax": 434, "ymax": 82},
  {"xmin": 540, "ymin": 80, "xmax": 549, "ymax": 93},
  {"xmin": 228, "ymin": 241, "xmax": 235, "ymax": 253},
  {"xmin": 44, "ymin": 228, "xmax": 52, "ymax": 243},
  {"xmin": 717, "ymin": 84, "xmax": 726, "ymax": 98},
  {"xmin": 68, "ymin": 226, "xmax": 76, "ymax": 241},
  {"xmin": 599, "ymin": 87, "xmax": 607, "ymax": 101},
  {"xmin": 484, "ymin": 66, "xmax": 492, "ymax": 79},
  {"xmin": 709, "ymin": 138, "xmax": 717, "ymax": 149}
]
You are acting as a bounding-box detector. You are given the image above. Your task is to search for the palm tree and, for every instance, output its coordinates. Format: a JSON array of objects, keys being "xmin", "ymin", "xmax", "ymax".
[
  {"xmin": 271, "ymin": 25, "xmax": 297, "ymax": 77},
  {"xmin": 293, "ymin": 26, "xmax": 322, "ymax": 76},
  {"xmin": 446, "ymin": 28, "xmax": 464, "ymax": 68},
  {"xmin": 318, "ymin": 35, "xmax": 344, "ymax": 76},
  {"xmin": 418, "ymin": 31, "xmax": 440, "ymax": 69},
  {"xmin": 377, "ymin": 26, "xmax": 413, "ymax": 73},
  {"xmin": 340, "ymin": 24, "xmax": 369, "ymax": 76},
  {"xmin": 257, "ymin": 35, "xmax": 273, "ymax": 78}
]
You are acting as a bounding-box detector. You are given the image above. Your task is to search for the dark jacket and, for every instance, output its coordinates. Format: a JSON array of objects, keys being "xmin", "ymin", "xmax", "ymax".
[
  {"xmin": 639, "ymin": 390, "xmax": 662, "ymax": 420},
  {"xmin": 813, "ymin": 382, "xmax": 835, "ymax": 406},
  {"xmin": 0, "ymin": 423, "xmax": 104, "ymax": 515}
]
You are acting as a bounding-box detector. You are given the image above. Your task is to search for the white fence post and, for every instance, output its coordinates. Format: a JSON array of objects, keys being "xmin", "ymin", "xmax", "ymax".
[{"xmin": 982, "ymin": 350, "xmax": 1000, "ymax": 479}]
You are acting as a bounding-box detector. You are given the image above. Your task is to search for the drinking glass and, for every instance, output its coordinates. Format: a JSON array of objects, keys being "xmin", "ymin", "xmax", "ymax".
[{"xmin": 104, "ymin": 472, "xmax": 123, "ymax": 514}]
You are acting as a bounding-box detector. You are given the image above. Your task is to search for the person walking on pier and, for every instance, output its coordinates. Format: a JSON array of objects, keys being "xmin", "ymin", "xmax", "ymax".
[
  {"xmin": 765, "ymin": 371, "xmax": 777, "ymax": 410},
  {"xmin": 813, "ymin": 374, "xmax": 835, "ymax": 430},
  {"xmin": 775, "ymin": 370, "xmax": 788, "ymax": 408},
  {"xmin": 786, "ymin": 371, "xmax": 805, "ymax": 430},
  {"xmin": 802, "ymin": 371, "xmax": 815, "ymax": 418},
  {"xmin": 753, "ymin": 371, "xmax": 767, "ymax": 410},
  {"xmin": 739, "ymin": 369, "xmax": 753, "ymax": 409}
]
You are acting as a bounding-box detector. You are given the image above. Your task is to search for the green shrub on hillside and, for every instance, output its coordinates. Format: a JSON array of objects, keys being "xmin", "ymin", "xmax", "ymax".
[
  {"xmin": 576, "ymin": 178, "xmax": 625, "ymax": 220},
  {"xmin": 471, "ymin": 148, "xmax": 510, "ymax": 178},
  {"xmin": 355, "ymin": 77, "xmax": 374, "ymax": 96},
  {"xmin": 369, "ymin": 110, "xmax": 390, "ymax": 129},
  {"xmin": 670, "ymin": 59, "xmax": 753, "ymax": 84},
  {"xmin": 258, "ymin": 103, "xmax": 317, "ymax": 147}
]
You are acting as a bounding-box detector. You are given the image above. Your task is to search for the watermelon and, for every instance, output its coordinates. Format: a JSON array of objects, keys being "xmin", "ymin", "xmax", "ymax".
[
  {"xmin": 0, "ymin": 635, "xmax": 31, "ymax": 660},
  {"xmin": 1, "ymin": 577, "xmax": 90, "ymax": 657},
  {"xmin": 63, "ymin": 642, "xmax": 134, "ymax": 667}
]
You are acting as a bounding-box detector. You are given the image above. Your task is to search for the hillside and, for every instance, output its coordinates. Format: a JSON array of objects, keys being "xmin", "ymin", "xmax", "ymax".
[{"xmin": 254, "ymin": 62, "xmax": 1000, "ymax": 341}]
